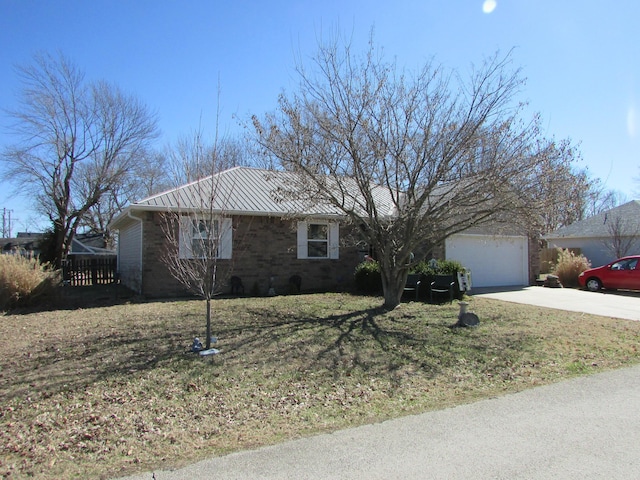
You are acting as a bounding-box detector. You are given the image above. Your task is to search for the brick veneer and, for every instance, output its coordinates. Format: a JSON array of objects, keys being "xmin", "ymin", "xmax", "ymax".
[
  {"xmin": 528, "ymin": 234, "xmax": 541, "ymax": 285},
  {"xmin": 139, "ymin": 212, "xmax": 364, "ymax": 298},
  {"xmin": 133, "ymin": 212, "xmax": 539, "ymax": 297}
]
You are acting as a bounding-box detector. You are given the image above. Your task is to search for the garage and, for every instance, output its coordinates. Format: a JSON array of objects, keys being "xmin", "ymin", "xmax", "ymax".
[{"xmin": 445, "ymin": 234, "xmax": 529, "ymax": 288}]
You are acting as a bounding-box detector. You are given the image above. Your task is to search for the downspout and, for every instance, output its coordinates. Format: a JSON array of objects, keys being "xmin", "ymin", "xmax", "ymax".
[{"xmin": 126, "ymin": 210, "xmax": 144, "ymax": 295}]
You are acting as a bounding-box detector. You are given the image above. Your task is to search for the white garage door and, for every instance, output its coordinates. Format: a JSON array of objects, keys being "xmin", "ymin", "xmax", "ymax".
[{"xmin": 445, "ymin": 234, "xmax": 529, "ymax": 288}]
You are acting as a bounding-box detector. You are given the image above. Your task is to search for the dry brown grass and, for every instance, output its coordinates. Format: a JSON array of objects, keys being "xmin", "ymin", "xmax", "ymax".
[
  {"xmin": 552, "ymin": 248, "xmax": 592, "ymax": 288},
  {"xmin": 1, "ymin": 289, "xmax": 640, "ymax": 479},
  {"xmin": 0, "ymin": 256, "xmax": 59, "ymax": 311}
]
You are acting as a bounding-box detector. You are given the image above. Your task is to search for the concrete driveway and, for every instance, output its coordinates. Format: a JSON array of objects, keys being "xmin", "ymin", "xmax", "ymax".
[{"xmin": 472, "ymin": 286, "xmax": 640, "ymax": 321}]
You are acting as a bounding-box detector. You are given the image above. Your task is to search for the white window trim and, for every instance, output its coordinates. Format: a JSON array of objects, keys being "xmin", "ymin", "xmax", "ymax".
[
  {"xmin": 179, "ymin": 215, "xmax": 232, "ymax": 260},
  {"xmin": 297, "ymin": 220, "xmax": 339, "ymax": 259}
]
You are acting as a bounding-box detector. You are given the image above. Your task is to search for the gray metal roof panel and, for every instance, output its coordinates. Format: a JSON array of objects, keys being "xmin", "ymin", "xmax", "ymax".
[{"xmin": 129, "ymin": 167, "xmax": 395, "ymax": 218}]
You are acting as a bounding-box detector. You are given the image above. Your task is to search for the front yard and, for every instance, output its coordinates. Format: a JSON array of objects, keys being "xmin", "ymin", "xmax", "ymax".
[{"xmin": 2, "ymin": 291, "xmax": 640, "ymax": 478}]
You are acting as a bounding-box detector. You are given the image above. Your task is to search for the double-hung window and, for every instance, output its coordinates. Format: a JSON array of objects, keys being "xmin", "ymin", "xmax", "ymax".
[
  {"xmin": 297, "ymin": 221, "xmax": 339, "ymax": 259},
  {"xmin": 307, "ymin": 223, "xmax": 329, "ymax": 258},
  {"xmin": 179, "ymin": 216, "xmax": 232, "ymax": 259},
  {"xmin": 191, "ymin": 219, "xmax": 218, "ymax": 258}
]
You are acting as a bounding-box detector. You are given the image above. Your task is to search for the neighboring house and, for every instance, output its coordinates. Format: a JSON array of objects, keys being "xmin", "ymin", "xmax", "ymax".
[
  {"xmin": 109, "ymin": 167, "xmax": 535, "ymax": 297},
  {"xmin": 68, "ymin": 233, "xmax": 116, "ymax": 259},
  {"xmin": 544, "ymin": 200, "xmax": 640, "ymax": 268},
  {"xmin": 0, "ymin": 232, "xmax": 44, "ymax": 258},
  {"xmin": 62, "ymin": 233, "xmax": 117, "ymax": 286}
]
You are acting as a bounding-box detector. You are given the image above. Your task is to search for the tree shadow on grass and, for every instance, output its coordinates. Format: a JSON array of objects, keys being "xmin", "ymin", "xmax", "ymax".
[
  {"xmin": 1, "ymin": 296, "xmax": 533, "ymax": 403},
  {"xmin": 215, "ymin": 304, "xmax": 471, "ymax": 384}
]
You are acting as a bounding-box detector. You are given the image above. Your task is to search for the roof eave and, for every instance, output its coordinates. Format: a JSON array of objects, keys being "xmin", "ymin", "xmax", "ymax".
[{"xmin": 109, "ymin": 204, "xmax": 347, "ymax": 230}]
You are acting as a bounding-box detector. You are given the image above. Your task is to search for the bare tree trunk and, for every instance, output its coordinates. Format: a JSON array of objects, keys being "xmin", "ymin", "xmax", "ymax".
[
  {"xmin": 205, "ymin": 296, "xmax": 212, "ymax": 350},
  {"xmin": 52, "ymin": 220, "xmax": 66, "ymax": 269},
  {"xmin": 380, "ymin": 265, "xmax": 408, "ymax": 309}
]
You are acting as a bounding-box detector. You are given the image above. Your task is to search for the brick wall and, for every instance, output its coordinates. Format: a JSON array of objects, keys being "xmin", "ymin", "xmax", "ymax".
[
  {"xmin": 139, "ymin": 213, "xmax": 365, "ymax": 298},
  {"xmin": 141, "ymin": 211, "xmax": 189, "ymax": 297},
  {"xmin": 134, "ymin": 212, "xmax": 542, "ymax": 297},
  {"xmin": 528, "ymin": 234, "xmax": 541, "ymax": 284}
]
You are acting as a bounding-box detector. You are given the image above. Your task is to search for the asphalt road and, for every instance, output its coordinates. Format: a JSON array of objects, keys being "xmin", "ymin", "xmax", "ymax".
[
  {"xmin": 117, "ymin": 286, "xmax": 640, "ymax": 480},
  {"xmin": 118, "ymin": 364, "xmax": 640, "ymax": 480}
]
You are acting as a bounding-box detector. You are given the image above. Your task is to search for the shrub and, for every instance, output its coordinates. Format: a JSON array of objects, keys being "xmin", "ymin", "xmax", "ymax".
[
  {"xmin": 0, "ymin": 255, "xmax": 60, "ymax": 311},
  {"xmin": 354, "ymin": 258, "xmax": 468, "ymax": 298},
  {"xmin": 412, "ymin": 259, "xmax": 467, "ymax": 300},
  {"xmin": 354, "ymin": 261, "xmax": 382, "ymax": 293},
  {"xmin": 413, "ymin": 259, "xmax": 465, "ymax": 277},
  {"xmin": 552, "ymin": 248, "xmax": 591, "ymax": 288}
]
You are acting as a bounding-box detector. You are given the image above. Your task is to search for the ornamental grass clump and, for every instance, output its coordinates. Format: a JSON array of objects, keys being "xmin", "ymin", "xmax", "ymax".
[
  {"xmin": 552, "ymin": 248, "xmax": 591, "ymax": 288},
  {"xmin": 0, "ymin": 255, "xmax": 59, "ymax": 311}
]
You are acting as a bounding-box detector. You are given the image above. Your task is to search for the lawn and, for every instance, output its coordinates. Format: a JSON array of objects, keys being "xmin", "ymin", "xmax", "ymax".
[{"xmin": 2, "ymin": 289, "xmax": 640, "ymax": 479}]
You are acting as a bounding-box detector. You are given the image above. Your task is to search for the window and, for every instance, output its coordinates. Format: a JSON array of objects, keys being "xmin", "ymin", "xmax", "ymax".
[
  {"xmin": 191, "ymin": 219, "xmax": 218, "ymax": 258},
  {"xmin": 612, "ymin": 259, "xmax": 637, "ymax": 271},
  {"xmin": 297, "ymin": 221, "xmax": 339, "ymax": 259},
  {"xmin": 179, "ymin": 216, "xmax": 232, "ymax": 259},
  {"xmin": 307, "ymin": 223, "xmax": 328, "ymax": 258}
]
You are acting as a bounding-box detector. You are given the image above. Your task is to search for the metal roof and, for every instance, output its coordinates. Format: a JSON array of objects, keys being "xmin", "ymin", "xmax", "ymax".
[{"xmin": 111, "ymin": 167, "xmax": 397, "ymax": 228}]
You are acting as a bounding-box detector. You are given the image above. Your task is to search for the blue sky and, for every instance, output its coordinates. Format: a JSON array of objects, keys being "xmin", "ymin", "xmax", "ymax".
[{"xmin": 1, "ymin": 0, "xmax": 638, "ymax": 232}]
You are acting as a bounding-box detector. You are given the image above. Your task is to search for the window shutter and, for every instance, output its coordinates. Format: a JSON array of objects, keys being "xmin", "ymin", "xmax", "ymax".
[
  {"xmin": 297, "ymin": 221, "xmax": 308, "ymax": 259},
  {"xmin": 329, "ymin": 222, "xmax": 340, "ymax": 259},
  {"xmin": 178, "ymin": 216, "xmax": 193, "ymax": 259},
  {"xmin": 218, "ymin": 217, "xmax": 233, "ymax": 259}
]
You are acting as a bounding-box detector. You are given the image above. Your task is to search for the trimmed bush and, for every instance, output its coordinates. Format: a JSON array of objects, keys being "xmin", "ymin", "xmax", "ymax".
[
  {"xmin": 413, "ymin": 259, "xmax": 467, "ymax": 300},
  {"xmin": 354, "ymin": 260, "xmax": 382, "ymax": 293},
  {"xmin": 0, "ymin": 255, "xmax": 60, "ymax": 311},
  {"xmin": 354, "ymin": 258, "xmax": 469, "ymax": 298},
  {"xmin": 413, "ymin": 259, "xmax": 465, "ymax": 277},
  {"xmin": 552, "ymin": 248, "xmax": 591, "ymax": 288}
]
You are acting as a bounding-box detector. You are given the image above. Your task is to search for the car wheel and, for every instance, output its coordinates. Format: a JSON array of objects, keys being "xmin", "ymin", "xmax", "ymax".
[{"xmin": 586, "ymin": 278, "xmax": 602, "ymax": 292}]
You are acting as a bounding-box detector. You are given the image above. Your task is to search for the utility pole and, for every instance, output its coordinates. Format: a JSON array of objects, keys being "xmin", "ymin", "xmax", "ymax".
[{"xmin": 2, "ymin": 208, "xmax": 13, "ymax": 238}]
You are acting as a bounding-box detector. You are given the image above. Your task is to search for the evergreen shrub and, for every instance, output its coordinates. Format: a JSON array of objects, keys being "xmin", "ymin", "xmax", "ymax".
[
  {"xmin": 413, "ymin": 259, "xmax": 465, "ymax": 277},
  {"xmin": 354, "ymin": 258, "xmax": 467, "ymax": 296},
  {"xmin": 354, "ymin": 261, "xmax": 382, "ymax": 293}
]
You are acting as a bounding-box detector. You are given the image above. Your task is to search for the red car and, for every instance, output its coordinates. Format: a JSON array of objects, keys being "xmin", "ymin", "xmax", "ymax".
[{"xmin": 578, "ymin": 255, "xmax": 640, "ymax": 292}]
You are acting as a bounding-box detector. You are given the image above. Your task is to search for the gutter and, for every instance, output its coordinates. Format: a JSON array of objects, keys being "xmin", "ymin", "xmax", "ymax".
[{"xmin": 121, "ymin": 204, "xmax": 346, "ymax": 219}]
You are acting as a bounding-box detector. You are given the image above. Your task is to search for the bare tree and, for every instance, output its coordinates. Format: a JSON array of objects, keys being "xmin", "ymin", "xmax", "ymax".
[
  {"xmin": 160, "ymin": 125, "xmax": 238, "ymax": 351},
  {"xmin": 530, "ymin": 139, "xmax": 592, "ymax": 234},
  {"xmin": 252, "ymin": 36, "xmax": 582, "ymax": 308},
  {"xmin": 80, "ymin": 149, "xmax": 171, "ymax": 239},
  {"xmin": 604, "ymin": 214, "xmax": 640, "ymax": 259},
  {"xmin": 583, "ymin": 179, "xmax": 624, "ymax": 218},
  {"xmin": 166, "ymin": 134, "xmax": 251, "ymax": 187},
  {"xmin": 1, "ymin": 52, "xmax": 159, "ymax": 267}
]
